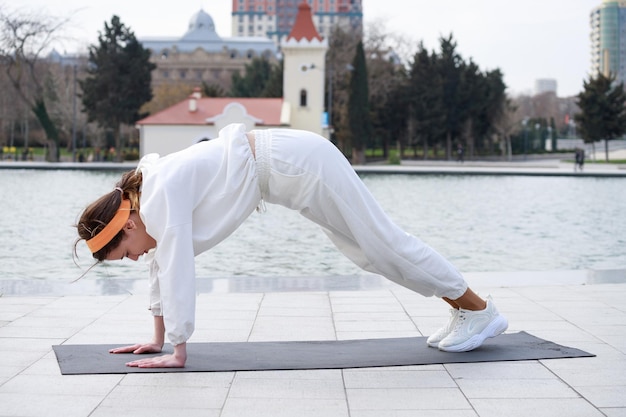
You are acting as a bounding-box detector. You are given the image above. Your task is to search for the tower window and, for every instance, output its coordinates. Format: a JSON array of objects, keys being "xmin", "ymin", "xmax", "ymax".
[{"xmin": 300, "ymin": 89, "xmax": 308, "ymax": 107}]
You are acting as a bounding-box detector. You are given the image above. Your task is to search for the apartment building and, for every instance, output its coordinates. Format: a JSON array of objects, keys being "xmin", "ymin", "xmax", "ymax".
[
  {"xmin": 231, "ymin": 0, "xmax": 363, "ymax": 43},
  {"xmin": 590, "ymin": 0, "xmax": 626, "ymax": 85}
]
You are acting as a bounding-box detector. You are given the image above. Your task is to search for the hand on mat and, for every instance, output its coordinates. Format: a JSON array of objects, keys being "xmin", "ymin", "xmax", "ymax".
[
  {"xmin": 125, "ymin": 353, "xmax": 186, "ymax": 368},
  {"xmin": 109, "ymin": 343, "xmax": 162, "ymax": 355}
]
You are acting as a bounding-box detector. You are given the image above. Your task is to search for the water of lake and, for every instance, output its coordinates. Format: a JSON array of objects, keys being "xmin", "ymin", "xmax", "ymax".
[{"xmin": 1, "ymin": 169, "xmax": 624, "ymax": 285}]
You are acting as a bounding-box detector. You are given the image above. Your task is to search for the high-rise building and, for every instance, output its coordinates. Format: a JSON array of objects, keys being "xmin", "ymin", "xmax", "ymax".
[
  {"xmin": 231, "ymin": 0, "xmax": 363, "ymax": 44},
  {"xmin": 590, "ymin": 1, "xmax": 626, "ymax": 85},
  {"xmin": 534, "ymin": 78, "xmax": 557, "ymax": 95}
]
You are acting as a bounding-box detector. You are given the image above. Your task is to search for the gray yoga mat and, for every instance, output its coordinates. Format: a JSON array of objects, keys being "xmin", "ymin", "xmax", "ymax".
[{"xmin": 52, "ymin": 331, "xmax": 594, "ymax": 375}]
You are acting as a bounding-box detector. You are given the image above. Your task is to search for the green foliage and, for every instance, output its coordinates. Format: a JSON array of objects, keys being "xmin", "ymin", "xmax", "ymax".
[
  {"xmin": 347, "ymin": 41, "xmax": 372, "ymax": 160},
  {"xmin": 575, "ymin": 72, "xmax": 626, "ymax": 161},
  {"xmin": 32, "ymin": 98, "xmax": 60, "ymax": 160},
  {"xmin": 408, "ymin": 43, "xmax": 445, "ymax": 150},
  {"xmin": 262, "ymin": 59, "xmax": 284, "ymax": 98},
  {"xmin": 387, "ymin": 149, "xmax": 401, "ymax": 165},
  {"xmin": 229, "ymin": 57, "xmax": 282, "ymax": 97},
  {"xmin": 201, "ymin": 81, "xmax": 226, "ymax": 97},
  {"xmin": 80, "ymin": 15, "xmax": 156, "ymax": 159},
  {"xmin": 404, "ymin": 33, "xmax": 507, "ymax": 160}
]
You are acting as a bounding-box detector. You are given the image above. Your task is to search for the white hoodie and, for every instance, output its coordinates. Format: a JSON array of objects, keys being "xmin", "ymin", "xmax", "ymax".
[{"xmin": 136, "ymin": 124, "xmax": 261, "ymax": 345}]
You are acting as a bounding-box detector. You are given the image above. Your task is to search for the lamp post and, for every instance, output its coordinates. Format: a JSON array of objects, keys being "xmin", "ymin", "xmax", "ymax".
[
  {"xmin": 547, "ymin": 126, "xmax": 552, "ymax": 151},
  {"xmin": 71, "ymin": 64, "xmax": 77, "ymax": 162},
  {"xmin": 534, "ymin": 123, "xmax": 540, "ymax": 152},
  {"xmin": 327, "ymin": 64, "xmax": 333, "ymax": 136},
  {"xmin": 522, "ymin": 117, "xmax": 528, "ymax": 160}
]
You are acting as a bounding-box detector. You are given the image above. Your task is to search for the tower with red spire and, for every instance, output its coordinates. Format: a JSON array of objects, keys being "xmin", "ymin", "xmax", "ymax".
[{"xmin": 280, "ymin": 1, "xmax": 328, "ymax": 137}]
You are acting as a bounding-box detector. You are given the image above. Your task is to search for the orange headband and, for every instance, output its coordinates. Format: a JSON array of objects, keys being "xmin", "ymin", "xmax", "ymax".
[{"xmin": 86, "ymin": 199, "xmax": 132, "ymax": 253}]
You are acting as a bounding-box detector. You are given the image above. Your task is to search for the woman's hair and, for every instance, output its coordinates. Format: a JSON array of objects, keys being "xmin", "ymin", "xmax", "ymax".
[{"xmin": 74, "ymin": 169, "xmax": 143, "ymax": 262}]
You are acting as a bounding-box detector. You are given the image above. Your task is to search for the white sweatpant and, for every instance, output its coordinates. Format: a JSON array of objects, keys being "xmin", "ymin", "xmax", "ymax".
[
  {"xmin": 143, "ymin": 123, "xmax": 469, "ymax": 345},
  {"xmin": 252, "ymin": 128, "xmax": 468, "ymax": 300}
]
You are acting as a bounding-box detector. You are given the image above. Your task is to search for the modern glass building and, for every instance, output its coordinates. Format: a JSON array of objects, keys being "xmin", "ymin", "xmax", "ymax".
[
  {"xmin": 231, "ymin": 0, "xmax": 363, "ymax": 44},
  {"xmin": 590, "ymin": 0, "xmax": 626, "ymax": 85}
]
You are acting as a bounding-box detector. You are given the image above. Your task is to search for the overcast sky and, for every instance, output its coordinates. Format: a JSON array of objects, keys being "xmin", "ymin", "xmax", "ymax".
[{"xmin": 7, "ymin": 0, "xmax": 601, "ymax": 97}]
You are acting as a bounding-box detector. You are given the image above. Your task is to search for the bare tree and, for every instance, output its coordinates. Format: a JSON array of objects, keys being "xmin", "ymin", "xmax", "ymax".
[
  {"xmin": 0, "ymin": 6, "xmax": 69, "ymax": 161},
  {"xmin": 491, "ymin": 100, "xmax": 518, "ymax": 161}
]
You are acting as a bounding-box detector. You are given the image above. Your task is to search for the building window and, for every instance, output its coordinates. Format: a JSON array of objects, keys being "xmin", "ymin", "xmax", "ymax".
[
  {"xmin": 162, "ymin": 70, "xmax": 169, "ymax": 78},
  {"xmin": 179, "ymin": 70, "xmax": 187, "ymax": 79},
  {"xmin": 300, "ymin": 89, "xmax": 308, "ymax": 107}
]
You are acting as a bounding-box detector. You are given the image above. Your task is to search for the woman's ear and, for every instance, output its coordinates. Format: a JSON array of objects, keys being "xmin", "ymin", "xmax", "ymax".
[{"xmin": 124, "ymin": 219, "xmax": 137, "ymax": 231}]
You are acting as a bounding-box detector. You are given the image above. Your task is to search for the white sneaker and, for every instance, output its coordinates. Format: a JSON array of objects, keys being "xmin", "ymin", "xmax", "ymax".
[
  {"xmin": 426, "ymin": 308, "xmax": 460, "ymax": 348},
  {"xmin": 438, "ymin": 296, "xmax": 508, "ymax": 352}
]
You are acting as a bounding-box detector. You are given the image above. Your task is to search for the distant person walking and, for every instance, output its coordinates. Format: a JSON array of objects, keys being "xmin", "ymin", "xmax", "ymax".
[
  {"xmin": 575, "ymin": 148, "xmax": 585, "ymax": 172},
  {"xmin": 456, "ymin": 143, "xmax": 464, "ymax": 163}
]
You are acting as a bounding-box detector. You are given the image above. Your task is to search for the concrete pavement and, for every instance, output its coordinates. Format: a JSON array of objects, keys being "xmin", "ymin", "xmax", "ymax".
[{"xmin": 0, "ymin": 270, "xmax": 625, "ymax": 417}]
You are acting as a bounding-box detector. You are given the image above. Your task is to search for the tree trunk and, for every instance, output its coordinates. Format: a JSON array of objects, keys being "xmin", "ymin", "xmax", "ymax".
[
  {"xmin": 113, "ymin": 125, "xmax": 122, "ymax": 162},
  {"xmin": 506, "ymin": 135, "xmax": 512, "ymax": 161},
  {"xmin": 605, "ymin": 139, "xmax": 610, "ymax": 162},
  {"xmin": 46, "ymin": 139, "xmax": 58, "ymax": 163},
  {"xmin": 32, "ymin": 99, "xmax": 60, "ymax": 162},
  {"xmin": 446, "ymin": 131, "xmax": 452, "ymax": 160},
  {"xmin": 352, "ymin": 147, "xmax": 366, "ymax": 165}
]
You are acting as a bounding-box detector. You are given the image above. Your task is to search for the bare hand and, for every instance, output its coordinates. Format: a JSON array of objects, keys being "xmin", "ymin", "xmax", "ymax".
[
  {"xmin": 125, "ymin": 353, "xmax": 186, "ymax": 368},
  {"xmin": 109, "ymin": 342, "xmax": 162, "ymax": 355}
]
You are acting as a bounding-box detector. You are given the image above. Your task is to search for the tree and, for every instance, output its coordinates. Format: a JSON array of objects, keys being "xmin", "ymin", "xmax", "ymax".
[
  {"xmin": 201, "ymin": 81, "xmax": 226, "ymax": 98},
  {"xmin": 347, "ymin": 41, "xmax": 372, "ymax": 164},
  {"xmin": 80, "ymin": 15, "xmax": 155, "ymax": 161},
  {"xmin": 0, "ymin": 7, "xmax": 69, "ymax": 161},
  {"xmin": 326, "ymin": 26, "xmax": 360, "ymax": 153},
  {"xmin": 466, "ymin": 67, "xmax": 508, "ymax": 157},
  {"xmin": 437, "ymin": 34, "xmax": 466, "ymax": 160},
  {"xmin": 408, "ymin": 42, "xmax": 445, "ymax": 159},
  {"xmin": 230, "ymin": 57, "xmax": 282, "ymax": 98},
  {"xmin": 575, "ymin": 72, "xmax": 626, "ymax": 161},
  {"xmin": 142, "ymin": 83, "xmax": 194, "ymax": 116},
  {"xmin": 362, "ymin": 18, "xmax": 413, "ymax": 159},
  {"xmin": 490, "ymin": 99, "xmax": 518, "ymax": 160},
  {"xmin": 366, "ymin": 48, "xmax": 407, "ymax": 160}
]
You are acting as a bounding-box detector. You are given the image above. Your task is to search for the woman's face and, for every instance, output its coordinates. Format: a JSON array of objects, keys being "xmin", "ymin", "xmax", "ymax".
[{"xmin": 105, "ymin": 212, "xmax": 157, "ymax": 261}]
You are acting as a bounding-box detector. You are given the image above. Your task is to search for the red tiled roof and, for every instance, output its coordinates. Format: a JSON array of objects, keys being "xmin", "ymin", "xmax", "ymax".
[
  {"xmin": 287, "ymin": 1, "xmax": 323, "ymax": 42},
  {"xmin": 137, "ymin": 97, "xmax": 284, "ymax": 126}
]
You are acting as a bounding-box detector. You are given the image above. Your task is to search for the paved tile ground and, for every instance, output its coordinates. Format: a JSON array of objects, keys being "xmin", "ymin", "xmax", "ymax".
[{"xmin": 0, "ymin": 270, "xmax": 624, "ymax": 417}]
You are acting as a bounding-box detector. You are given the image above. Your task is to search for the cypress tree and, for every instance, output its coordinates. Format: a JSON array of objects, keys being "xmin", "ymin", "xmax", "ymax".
[{"xmin": 348, "ymin": 41, "xmax": 372, "ymax": 164}]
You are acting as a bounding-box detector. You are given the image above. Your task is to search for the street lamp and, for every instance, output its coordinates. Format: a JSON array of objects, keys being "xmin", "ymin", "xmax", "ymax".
[
  {"xmin": 326, "ymin": 63, "xmax": 353, "ymax": 140},
  {"xmin": 535, "ymin": 123, "xmax": 540, "ymax": 152},
  {"xmin": 71, "ymin": 64, "xmax": 77, "ymax": 162},
  {"xmin": 522, "ymin": 117, "xmax": 528, "ymax": 160}
]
